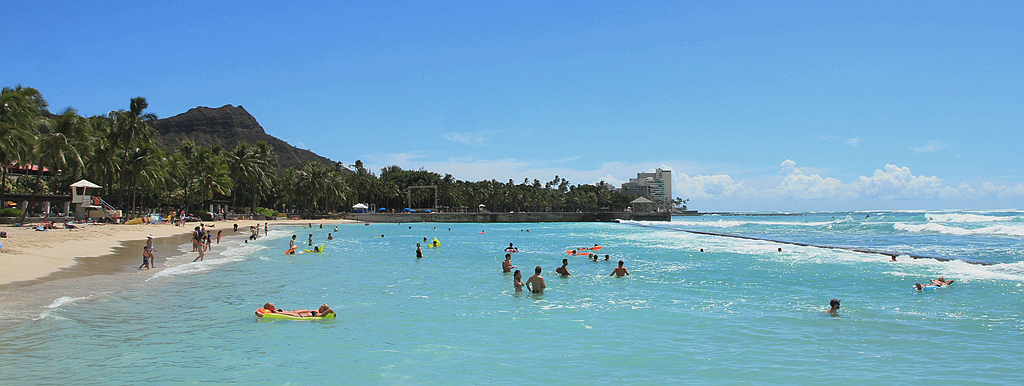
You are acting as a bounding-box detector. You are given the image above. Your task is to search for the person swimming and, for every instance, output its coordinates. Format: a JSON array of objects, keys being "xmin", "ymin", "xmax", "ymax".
[{"xmin": 826, "ymin": 299, "xmax": 840, "ymax": 314}]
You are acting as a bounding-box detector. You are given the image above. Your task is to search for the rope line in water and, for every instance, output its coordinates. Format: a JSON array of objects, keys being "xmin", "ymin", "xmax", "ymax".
[{"xmin": 624, "ymin": 222, "xmax": 995, "ymax": 266}]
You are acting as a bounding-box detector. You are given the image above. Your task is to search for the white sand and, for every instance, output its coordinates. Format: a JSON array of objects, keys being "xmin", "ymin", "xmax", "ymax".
[{"xmin": 0, "ymin": 218, "xmax": 356, "ymax": 287}]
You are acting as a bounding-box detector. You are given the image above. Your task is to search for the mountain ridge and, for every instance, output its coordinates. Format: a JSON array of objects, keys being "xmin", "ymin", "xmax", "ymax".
[{"xmin": 151, "ymin": 104, "xmax": 342, "ymax": 171}]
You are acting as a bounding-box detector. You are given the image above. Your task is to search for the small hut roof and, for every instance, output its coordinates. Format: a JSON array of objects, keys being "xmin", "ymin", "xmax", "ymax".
[
  {"xmin": 630, "ymin": 197, "xmax": 655, "ymax": 204},
  {"xmin": 70, "ymin": 179, "xmax": 102, "ymax": 189}
]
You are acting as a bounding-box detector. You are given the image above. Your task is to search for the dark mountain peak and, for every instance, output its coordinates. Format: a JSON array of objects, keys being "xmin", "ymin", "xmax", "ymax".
[
  {"xmin": 156, "ymin": 104, "xmax": 265, "ymax": 136},
  {"xmin": 153, "ymin": 105, "xmax": 345, "ymax": 172}
]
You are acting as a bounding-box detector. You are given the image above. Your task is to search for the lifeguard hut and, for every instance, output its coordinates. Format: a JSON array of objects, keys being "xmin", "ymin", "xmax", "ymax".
[{"xmin": 70, "ymin": 179, "xmax": 120, "ymax": 221}]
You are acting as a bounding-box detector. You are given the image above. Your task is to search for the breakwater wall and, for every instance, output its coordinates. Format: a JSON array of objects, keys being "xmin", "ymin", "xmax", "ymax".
[
  {"xmin": 342, "ymin": 211, "xmax": 670, "ymax": 223},
  {"xmin": 628, "ymin": 223, "xmax": 994, "ymax": 266}
]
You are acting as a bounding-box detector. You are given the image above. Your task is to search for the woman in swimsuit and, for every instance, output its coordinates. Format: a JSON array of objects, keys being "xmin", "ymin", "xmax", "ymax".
[{"xmin": 513, "ymin": 270, "xmax": 524, "ymax": 292}]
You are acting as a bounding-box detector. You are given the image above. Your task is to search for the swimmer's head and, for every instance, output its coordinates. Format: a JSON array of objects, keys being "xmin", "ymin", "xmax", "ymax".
[
  {"xmin": 505, "ymin": 253, "xmax": 511, "ymax": 259},
  {"xmin": 830, "ymin": 299, "xmax": 841, "ymax": 308},
  {"xmin": 514, "ymin": 270, "xmax": 521, "ymax": 279},
  {"xmin": 264, "ymin": 302, "xmax": 274, "ymax": 310},
  {"xmin": 618, "ymin": 260, "xmax": 624, "ymax": 267},
  {"xmin": 535, "ymin": 266, "xmax": 542, "ymax": 274},
  {"xmin": 562, "ymin": 258, "xmax": 568, "ymax": 265}
]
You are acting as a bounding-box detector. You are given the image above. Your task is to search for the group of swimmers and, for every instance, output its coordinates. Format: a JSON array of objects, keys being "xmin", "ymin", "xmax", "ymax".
[{"xmin": 502, "ymin": 247, "xmax": 631, "ymax": 294}]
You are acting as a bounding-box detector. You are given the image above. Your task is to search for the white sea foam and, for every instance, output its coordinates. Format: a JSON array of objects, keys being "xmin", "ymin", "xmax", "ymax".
[
  {"xmin": 148, "ymin": 245, "xmax": 255, "ymax": 281},
  {"xmin": 45, "ymin": 295, "xmax": 90, "ymax": 309},
  {"xmin": 895, "ymin": 223, "xmax": 1024, "ymax": 237},
  {"xmin": 889, "ymin": 258, "xmax": 1024, "ymax": 283},
  {"xmin": 926, "ymin": 213, "xmax": 1019, "ymax": 223}
]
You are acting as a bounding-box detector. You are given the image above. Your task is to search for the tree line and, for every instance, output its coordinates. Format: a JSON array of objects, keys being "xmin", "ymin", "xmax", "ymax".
[{"xmin": 1, "ymin": 86, "xmax": 647, "ymax": 219}]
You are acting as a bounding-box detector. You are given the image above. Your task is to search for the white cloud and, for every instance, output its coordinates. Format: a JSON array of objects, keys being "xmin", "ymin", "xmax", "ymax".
[
  {"xmin": 770, "ymin": 160, "xmax": 849, "ymax": 200},
  {"xmin": 361, "ymin": 155, "xmax": 1024, "ymax": 208},
  {"xmin": 442, "ymin": 130, "xmax": 503, "ymax": 146},
  {"xmin": 912, "ymin": 140, "xmax": 949, "ymax": 153},
  {"xmin": 674, "ymin": 173, "xmax": 747, "ymax": 199},
  {"xmin": 845, "ymin": 137, "xmax": 861, "ymax": 147}
]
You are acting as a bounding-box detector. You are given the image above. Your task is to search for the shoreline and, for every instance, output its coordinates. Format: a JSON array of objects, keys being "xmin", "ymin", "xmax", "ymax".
[{"xmin": 0, "ymin": 218, "xmax": 357, "ymax": 289}]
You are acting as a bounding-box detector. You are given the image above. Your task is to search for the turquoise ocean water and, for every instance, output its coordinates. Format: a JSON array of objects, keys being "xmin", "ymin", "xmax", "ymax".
[{"xmin": 0, "ymin": 210, "xmax": 1022, "ymax": 384}]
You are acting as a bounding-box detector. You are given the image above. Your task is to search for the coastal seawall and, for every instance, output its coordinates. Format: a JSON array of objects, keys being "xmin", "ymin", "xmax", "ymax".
[{"xmin": 342, "ymin": 211, "xmax": 670, "ymax": 223}]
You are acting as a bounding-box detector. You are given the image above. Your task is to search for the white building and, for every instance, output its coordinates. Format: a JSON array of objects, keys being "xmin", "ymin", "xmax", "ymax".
[{"xmin": 619, "ymin": 168, "xmax": 672, "ymax": 205}]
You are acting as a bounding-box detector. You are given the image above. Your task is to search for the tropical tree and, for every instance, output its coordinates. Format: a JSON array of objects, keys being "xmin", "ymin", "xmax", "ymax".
[
  {"xmin": 18, "ymin": 108, "xmax": 84, "ymax": 223},
  {"xmin": 0, "ymin": 85, "xmax": 46, "ymax": 205},
  {"xmin": 109, "ymin": 97, "xmax": 157, "ymax": 207}
]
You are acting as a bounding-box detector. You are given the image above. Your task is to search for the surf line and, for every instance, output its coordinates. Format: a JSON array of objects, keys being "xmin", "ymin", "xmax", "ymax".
[{"xmin": 625, "ymin": 223, "xmax": 995, "ymax": 266}]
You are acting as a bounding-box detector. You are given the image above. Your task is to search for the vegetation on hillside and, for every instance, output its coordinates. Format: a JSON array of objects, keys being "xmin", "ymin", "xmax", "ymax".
[{"xmin": 1, "ymin": 86, "xmax": 645, "ymax": 217}]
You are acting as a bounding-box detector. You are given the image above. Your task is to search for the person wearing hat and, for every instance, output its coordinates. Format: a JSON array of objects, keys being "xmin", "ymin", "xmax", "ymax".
[{"xmin": 144, "ymin": 234, "xmax": 156, "ymax": 268}]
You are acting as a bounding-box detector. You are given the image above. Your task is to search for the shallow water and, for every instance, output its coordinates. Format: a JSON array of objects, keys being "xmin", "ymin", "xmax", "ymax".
[{"xmin": 1, "ymin": 211, "xmax": 1022, "ymax": 384}]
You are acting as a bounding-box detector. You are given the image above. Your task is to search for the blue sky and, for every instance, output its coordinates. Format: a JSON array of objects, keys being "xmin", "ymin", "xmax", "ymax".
[{"xmin": 4, "ymin": 1, "xmax": 1023, "ymax": 211}]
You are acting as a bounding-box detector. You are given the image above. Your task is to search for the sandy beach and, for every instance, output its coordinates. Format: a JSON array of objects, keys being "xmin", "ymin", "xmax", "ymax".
[{"xmin": 0, "ymin": 218, "xmax": 357, "ymax": 288}]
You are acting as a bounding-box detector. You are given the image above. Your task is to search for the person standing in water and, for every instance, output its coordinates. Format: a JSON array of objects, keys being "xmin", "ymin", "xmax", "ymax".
[
  {"xmin": 513, "ymin": 270, "xmax": 524, "ymax": 292},
  {"xmin": 416, "ymin": 243, "xmax": 423, "ymax": 258},
  {"xmin": 144, "ymin": 234, "xmax": 156, "ymax": 268},
  {"xmin": 556, "ymin": 258, "xmax": 571, "ymax": 276},
  {"xmin": 610, "ymin": 260, "xmax": 630, "ymax": 277},
  {"xmin": 526, "ymin": 266, "xmax": 546, "ymax": 293},
  {"xmin": 502, "ymin": 253, "xmax": 517, "ymax": 272}
]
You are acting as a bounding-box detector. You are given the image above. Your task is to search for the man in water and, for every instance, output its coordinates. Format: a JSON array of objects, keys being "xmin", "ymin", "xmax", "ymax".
[
  {"xmin": 256, "ymin": 302, "xmax": 301, "ymax": 317},
  {"xmin": 556, "ymin": 258, "xmax": 571, "ymax": 276},
  {"xmin": 526, "ymin": 266, "xmax": 546, "ymax": 293},
  {"xmin": 826, "ymin": 299, "xmax": 840, "ymax": 314},
  {"xmin": 502, "ymin": 253, "xmax": 516, "ymax": 272},
  {"xmin": 610, "ymin": 260, "xmax": 630, "ymax": 277}
]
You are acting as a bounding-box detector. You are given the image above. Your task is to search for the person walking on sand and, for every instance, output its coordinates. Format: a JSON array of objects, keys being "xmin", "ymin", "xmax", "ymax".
[
  {"xmin": 502, "ymin": 253, "xmax": 517, "ymax": 272},
  {"xmin": 610, "ymin": 260, "xmax": 630, "ymax": 277},
  {"xmin": 526, "ymin": 266, "xmax": 546, "ymax": 293},
  {"xmin": 416, "ymin": 243, "xmax": 423, "ymax": 258},
  {"xmin": 556, "ymin": 258, "xmax": 571, "ymax": 276}
]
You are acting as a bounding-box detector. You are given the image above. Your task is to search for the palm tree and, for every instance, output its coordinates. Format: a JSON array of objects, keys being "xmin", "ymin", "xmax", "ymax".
[
  {"xmin": 19, "ymin": 108, "xmax": 84, "ymax": 223},
  {"xmin": 0, "ymin": 86, "xmax": 46, "ymax": 205},
  {"xmin": 109, "ymin": 97, "xmax": 157, "ymax": 206}
]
